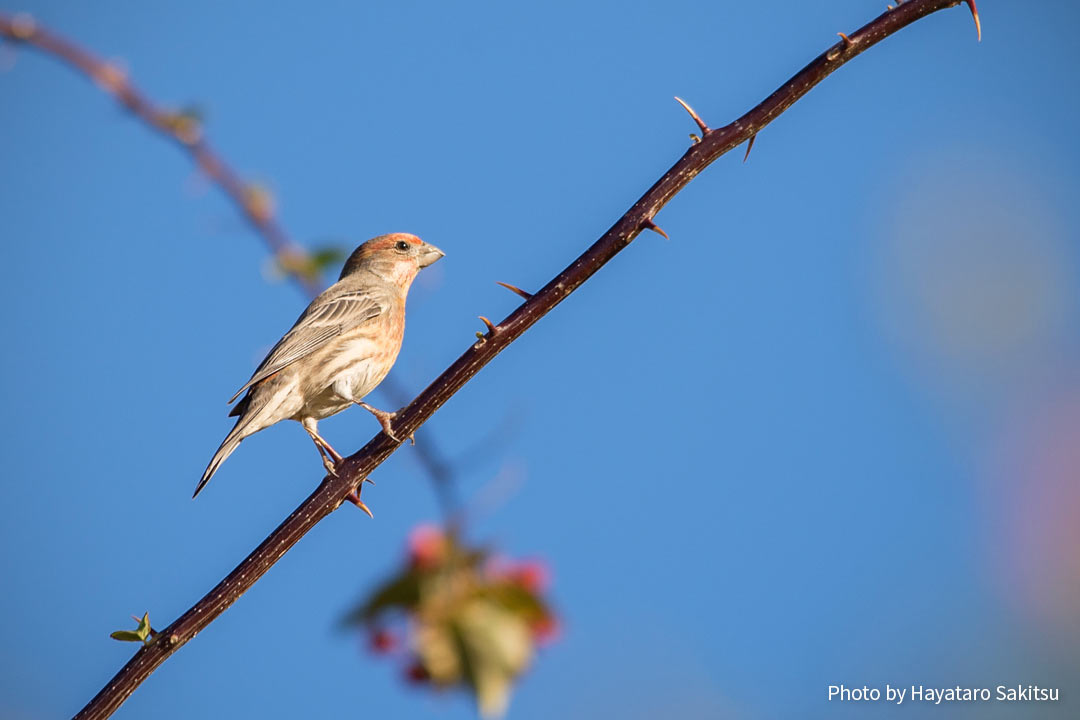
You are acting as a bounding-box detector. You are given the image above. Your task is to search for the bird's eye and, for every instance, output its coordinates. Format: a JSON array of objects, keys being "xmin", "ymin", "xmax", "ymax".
[{"xmin": 395, "ymin": 240, "xmax": 411, "ymax": 252}]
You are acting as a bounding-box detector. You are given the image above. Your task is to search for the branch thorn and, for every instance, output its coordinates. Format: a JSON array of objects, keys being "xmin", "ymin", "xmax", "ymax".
[
  {"xmin": 496, "ymin": 281, "xmax": 532, "ymax": 300},
  {"xmin": 641, "ymin": 218, "xmax": 669, "ymax": 240},
  {"xmin": 837, "ymin": 32, "xmax": 853, "ymax": 48},
  {"xmin": 743, "ymin": 133, "xmax": 757, "ymax": 163},
  {"xmin": 674, "ymin": 96, "xmax": 710, "ymax": 134},
  {"xmin": 478, "ymin": 315, "xmax": 497, "ymax": 335},
  {"xmin": 346, "ymin": 490, "xmax": 374, "ymax": 518},
  {"xmin": 964, "ymin": 0, "xmax": 981, "ymax": 42}
]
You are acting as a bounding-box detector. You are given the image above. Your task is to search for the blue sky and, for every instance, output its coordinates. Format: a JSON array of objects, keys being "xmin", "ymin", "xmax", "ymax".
[{"xmin": 2, "ymin": 1, "xmax": 1079, "ymax": 718}]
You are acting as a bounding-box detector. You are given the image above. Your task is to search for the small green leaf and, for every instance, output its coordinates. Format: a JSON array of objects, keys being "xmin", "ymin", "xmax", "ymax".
[
  {"xmin": 308, "ymin": 245, "xmax": 347, "ymax": 272},
  {"xmin": 111, "ymin": 612, "xmax": 153, "ymax": 646},
  {"xmin": 481, "ymin": 582, "xmax": 551, "ymax": 623},
  {"xmin": 342, "ymin": 570, "xmax": 423, "ymax": 625},
  {"xmin": 134, "ymin": 612, "xmax": 152, "ymax": 642},
  {"xmin": 109, "ymin": 630, "xmax": 144, "ymax": 643}
]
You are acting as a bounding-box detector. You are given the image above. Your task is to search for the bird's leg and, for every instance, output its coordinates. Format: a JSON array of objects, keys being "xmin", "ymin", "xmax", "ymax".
[
  {"xmin": 302, "ymin": 418, "xmax": 344, "ymax": 476},
  {"xmin": 357, "ymin": 401, "xmax": 415, "ymax": 444},
  {"xmin": 303, "ymin": 417, "xmax": 373, "ymax": 516}
]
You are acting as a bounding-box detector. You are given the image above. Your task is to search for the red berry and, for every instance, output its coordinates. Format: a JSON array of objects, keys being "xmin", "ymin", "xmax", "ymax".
[
  {"xmin": 404, "ymin": 661, "xmax": 429, "ymax": 684},
  {"xmin": 369, "ymin": 628, "xmax": 397, "ymax": 654}
]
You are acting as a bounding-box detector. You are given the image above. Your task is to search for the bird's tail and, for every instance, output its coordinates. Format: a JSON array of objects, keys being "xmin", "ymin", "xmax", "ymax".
[{"xmin": 194, "ymin": 419, "xmax": 250, "ymax": 498}]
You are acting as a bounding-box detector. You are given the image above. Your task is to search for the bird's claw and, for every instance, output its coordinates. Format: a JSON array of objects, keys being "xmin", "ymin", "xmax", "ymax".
[
  {"xmin": 385, "ymin": 429, "xmax": 415, "ymax": 445},
  {"xmin": 321, "ymin": 455, "xmax": 339, "ymax": 477},
  {"xmin": 388, "ymin": 423, "xmax": 416, "ymax": 446},
  {"xmin": 358, "ymin": 402, "xmax": 413, "ymax": 445},
  {"xmin": 379, "ymin": 417, "xmax": 402, "ymax": 443}
]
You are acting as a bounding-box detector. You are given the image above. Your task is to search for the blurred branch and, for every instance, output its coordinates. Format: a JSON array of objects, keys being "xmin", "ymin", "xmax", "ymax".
[
  {"xmin": 376, "ymin": 375, "xmax": 461, "ymax": 518},
  {"xmin": 0, "ymin": 11, "xmax": 323, "ymax": 296},
  {"xmin": 5, "ymin": 0, "xmax": 982, "ymax": 717}
]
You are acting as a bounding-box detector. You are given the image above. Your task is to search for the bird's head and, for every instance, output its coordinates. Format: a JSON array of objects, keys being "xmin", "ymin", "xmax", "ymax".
[{"xmin": 339, "ymin": 233, "xmax": 444, "ymax": 287}]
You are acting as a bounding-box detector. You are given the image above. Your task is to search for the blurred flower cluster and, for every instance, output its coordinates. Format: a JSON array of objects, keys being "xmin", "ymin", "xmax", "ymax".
[{"xmin": 345, "ymin": 525, "xmax": 558, "ymax": 717}]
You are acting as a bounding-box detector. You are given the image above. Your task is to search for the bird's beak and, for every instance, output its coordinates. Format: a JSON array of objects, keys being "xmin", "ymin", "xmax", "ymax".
[{"xmin": 418, "ymin": 242, "xmax": 445, "ymax": 268}]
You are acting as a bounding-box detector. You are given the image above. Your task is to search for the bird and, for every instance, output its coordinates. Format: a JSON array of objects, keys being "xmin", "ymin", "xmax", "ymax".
[{"xmin": 195, "ymin": 233, "xmax": 444, "ymax": 507}]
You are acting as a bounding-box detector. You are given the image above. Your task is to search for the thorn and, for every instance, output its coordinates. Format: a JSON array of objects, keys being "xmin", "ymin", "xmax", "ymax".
[
  {"xmin": 964, "ymin": 0, "xmax": 981, "ymax": 42},
  {"xmin": 346, "ymin": 490, "xmax": 374, "ymax": 518},
  {"xmin": 743, "ymin": 134, "xmax": 757, "ymax": 163},
  {"xmin": 496, "ymin": 281, "xmax": 532, "ymax": 300},
  {"xmin": 689, "ymin": 133, "xmax": 701, "ymax": 144},
  {"xmin": 478, "ymin": 315, "xmax": 497, "ymax": 335},
  {"xmin": 364, "ymin": 477, "xmax": 375, "ymax": 485},
  {"xmin": 837, "ymin": 32, "xmax": 853, "ymax": 48},
  {"xmin": 641, "ymin": 219, "xmax": 669, "ymax": 240},
  {"xmin": 673, "ymin": 96, "xmax": 710, "ymax": 134}
]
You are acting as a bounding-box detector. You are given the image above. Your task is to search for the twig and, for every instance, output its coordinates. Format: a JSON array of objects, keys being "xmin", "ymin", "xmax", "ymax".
[
  {"xmin": 7, "ymin": 1, "xmax": 980, "ymax": 717},
  {"xmin": 0, "ymin": 12, "xmax": 322, "ymax": 297}
]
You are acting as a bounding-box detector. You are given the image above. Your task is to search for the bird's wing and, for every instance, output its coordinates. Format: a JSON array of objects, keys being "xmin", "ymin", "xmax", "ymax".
[{"xmin": 227, "ymin": 285, "xmax": 387, "ymax": 404}]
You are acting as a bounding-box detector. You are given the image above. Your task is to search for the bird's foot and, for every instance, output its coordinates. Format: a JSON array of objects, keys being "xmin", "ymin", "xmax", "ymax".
[
  {"xmin": 358, "ymin": 402, "xmax": 415, "ymax": 445},
  {"xmin": 305, "ymin": 420, "xmax": 345, "ymax": 476},
  {"xmin": 346, "ymin": 489, "xmax": 374, "ymax": 518},
  {"xmin": 312, "ymin": 438, "xmax": 345, "ymax": 477}
]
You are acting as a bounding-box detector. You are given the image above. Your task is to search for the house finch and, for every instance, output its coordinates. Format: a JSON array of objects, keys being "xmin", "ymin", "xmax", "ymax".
[{"xmin": 195, "ymin": 233, "xmax": 444, "ymax": 502}]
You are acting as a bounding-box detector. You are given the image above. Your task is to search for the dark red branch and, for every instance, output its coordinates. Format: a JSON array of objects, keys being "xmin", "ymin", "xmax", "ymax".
[{"xmin": 6, "ymin": 1, "xmax": 982, "ymax": 717}]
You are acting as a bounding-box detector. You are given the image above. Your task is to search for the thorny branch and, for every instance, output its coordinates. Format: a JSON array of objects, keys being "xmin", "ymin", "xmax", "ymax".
[{"xmin": 4, "ymin": 1, "xmax": 981, "ymax": 717}]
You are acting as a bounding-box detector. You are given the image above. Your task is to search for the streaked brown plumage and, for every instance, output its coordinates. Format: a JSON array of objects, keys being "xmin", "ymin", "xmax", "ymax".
[{"xmin": 195, "ymin": 233, "xmax": 444, "ymax": 498}]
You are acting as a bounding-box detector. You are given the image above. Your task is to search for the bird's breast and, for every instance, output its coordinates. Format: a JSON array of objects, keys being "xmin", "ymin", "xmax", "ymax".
[{"xmin": 296, "ymin": 306, "xmax": 405, "ymax": 420}]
